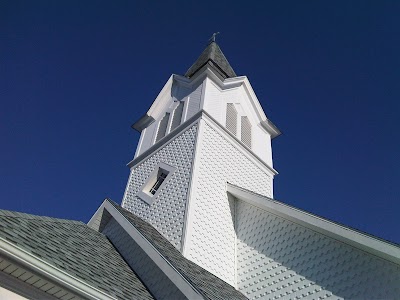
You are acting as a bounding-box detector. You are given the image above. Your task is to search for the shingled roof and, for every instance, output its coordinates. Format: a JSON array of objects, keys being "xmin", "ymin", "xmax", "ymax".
[
  {"xmin": 0, "ymin": 209, "xmax": 154, "ymax": 299},
  {"xmin": 184, "ymin": 41, "xmax": 237, "ymax": 79},
  {"xmin": 106, "ymin": 200, "xmax": 247, "ymax": 300}
]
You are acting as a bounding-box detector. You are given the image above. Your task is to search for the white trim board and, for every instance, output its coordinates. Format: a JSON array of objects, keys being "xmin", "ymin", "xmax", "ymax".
[
  {"xmin": 227, "ymin": 183, "xmax": 400, "ymax": 266},
  {"xmin": 128, "ymin": 110, "xmax": 278, "ymax": 177},
  {"xmin": 88, "ymin": 200, "xmax": 204, "ymax": 300}
]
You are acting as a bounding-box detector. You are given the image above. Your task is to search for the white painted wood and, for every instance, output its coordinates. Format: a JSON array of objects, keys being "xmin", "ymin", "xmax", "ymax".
[
  {"xmin": 123, "ymin": 121, "xmax": 199, "ymax": 250},
  {"xmin": 228, "ymin": 184, "xmax": 400, "ymax": 299},
  {"xmin": 186, "ymin": 82, "xmax": 203, "ymax": 119},
  {"xmin": 184, "ymin": 117, "xmax": 274, "ymax": 285},
  {"xmin": 99, "ymin": 201, "xmax": 205, "ymax": 300},
  {"xmin": 0, "ymin": 286, "xmax": 30, "ymax": 300}
]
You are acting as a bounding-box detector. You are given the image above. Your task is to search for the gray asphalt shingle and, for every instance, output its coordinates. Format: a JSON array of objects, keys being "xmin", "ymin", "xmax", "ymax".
[
  {"xmin": 184, "ymin": 41, "xmax": 237, "ymax": 79},
  {"xmin": 109, "ymin": 200, "xmax": 247, "ymax": 300},
  {"xmin": 0, "ymin": 209, "xmax": 154, "ymax": 300}
]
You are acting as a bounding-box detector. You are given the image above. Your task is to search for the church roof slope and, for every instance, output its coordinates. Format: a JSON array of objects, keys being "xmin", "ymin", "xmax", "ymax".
[
  {"xmin": 108, "ymin": 200, "xmax": 247, "ymax": 300},
  {"xmin": 184, "ymin": 41, "xmax": 237, "ymax": 79},
  {"xmin": 0, "ymin": 209, "xmax": 154, "ymax": 299}
]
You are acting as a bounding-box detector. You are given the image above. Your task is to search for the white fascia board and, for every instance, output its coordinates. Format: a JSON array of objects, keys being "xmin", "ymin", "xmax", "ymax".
[
  {"xmin": 173, "ymin": 73, "xmax": 206, "ymax": 89},
  {"xmin": 178, "ymin": 64, "xmax": 243, "ymax": 91},
  {"xmin": 194, "ymin": 69, "xmax": 281, "ymax": 138},
  {"xmin": 241, "ymin": 77, "xmax": 267, "ymax": 121},
  {"xmin": 241, "ymin": 77, "xmax": 281, "ymax": 138},
  {"xmin": 132, "ymin": 75, "xmax": 174, "ymax": 131},
  {"xmin": 227, "ymin": 183, "xmax": 400, "ymax": 265},
  {"xmin": 132, "ymin": 114, "xmax": 156, "ymax": 132},
  {"xmin": 127, "ymin": 110, "xmax": 202, "ymax": 169},
  {"xmin": 87, "ymin": 203, "xmax": 105, "ymax": 231},
  {"xmin": 127, "ymin": 109, "xmax": 278, "ymax": 174},
  {"xmin": 0, "ymin": 237, "xmax": 117, "ymax": 300},
  {"xmin": 99, "ymin": 200, "xmax": 204, "ymax": 300},
  {"xmin": 203, "ymin": 74, "xmax": 266, "ymax": 123},
  {"xmin": 260, "ymin": 119, "xmax": 281, "ymax": 138}
]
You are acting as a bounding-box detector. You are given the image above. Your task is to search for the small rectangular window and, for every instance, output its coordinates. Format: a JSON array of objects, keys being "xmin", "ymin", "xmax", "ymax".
[
  {"xmin": 149, "ymin": 171, "xmax": 168, "ymax": 195},
  {"xmin": 137, "ymin": 162, "xmax": 176, "ymax": 205}
]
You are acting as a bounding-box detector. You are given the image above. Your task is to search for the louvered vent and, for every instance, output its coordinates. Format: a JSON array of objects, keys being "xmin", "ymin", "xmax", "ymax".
[
  {"xmin": 226, "ymin": 103, "xmax": 237, "ymax": 135},
  {"xmin": 170, "ymin": 101, "xmax": 184, "ymax": 131},
  {"xmin": 155, "ymin": 113, "xmax": 170, "ymax": 142},
  {"xmin": 241, "ymin": 116, "xmax": 252, "ymax": 148}
]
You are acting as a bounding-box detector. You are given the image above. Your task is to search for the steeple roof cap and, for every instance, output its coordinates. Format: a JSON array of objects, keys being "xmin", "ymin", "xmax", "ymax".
[{"xmin": 184, "ymin": 41, "xmax": 237, "ymax": 79}]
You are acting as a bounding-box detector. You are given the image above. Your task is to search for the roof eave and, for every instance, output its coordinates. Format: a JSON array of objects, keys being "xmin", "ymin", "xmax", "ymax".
[
  {"xmin": 261, "ymin": 119, "xmax": 282, "ymax": 139},
  {"xmin": 132, "ymin": 114, "xmax": 155, "ymax": 132},
  {"xmin": 0, "ymin": 237, "xmax": 117, "ymax": 300}
]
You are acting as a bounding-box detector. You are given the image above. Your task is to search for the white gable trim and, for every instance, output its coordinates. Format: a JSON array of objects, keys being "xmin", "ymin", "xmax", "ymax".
[
  {"xmin": 89, "ymin": 200, "xmax": 204, "ymax": 300},
  {"xmin": 128, "ymin": 110, "xmax": 278, "ymax": 176},
  {"xmin": 127, "ymin": 112, "xmax": 201, "ymax": 169},
  {"xmin": 133, "ymin": 70, "xmax": 280, "ymax": 138},
  {"xmin": 132, "ymin": 75, "xmax": 174, "ymax": 131},
  {"xmin": 177, "ymin": 67, "xmax": 281, "ymax": 138},
  {"xmin": 227, "ymin": 183, "xmax": 400, "ymax": 265}
]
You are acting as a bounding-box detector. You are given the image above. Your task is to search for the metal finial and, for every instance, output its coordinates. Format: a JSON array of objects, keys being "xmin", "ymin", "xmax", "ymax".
[{"xmin": 209, "ymin": 32, "xmax": 220, "ymax": 44}]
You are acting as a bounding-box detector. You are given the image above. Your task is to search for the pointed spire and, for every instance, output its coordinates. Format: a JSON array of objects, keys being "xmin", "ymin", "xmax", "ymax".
[{"xmin": 184, "ymin": 36, "xmax": 237, "ymax": 79}]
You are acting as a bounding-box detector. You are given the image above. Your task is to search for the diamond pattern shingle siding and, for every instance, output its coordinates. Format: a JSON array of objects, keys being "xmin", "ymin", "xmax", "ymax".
[
  {"xmin": 187, "ymin": 121, "xmax": 272, "ymax": 284},
  {"xmin": 0, "ymin": 210, "xmax": 154, "ymax": 300},
  {"xmin": 236, "ymin": 199, "xmax": 400, "ymax": 299},
  {"xmin": 122, "ymin": 123, "xmax": 198, "ymax": 250}
]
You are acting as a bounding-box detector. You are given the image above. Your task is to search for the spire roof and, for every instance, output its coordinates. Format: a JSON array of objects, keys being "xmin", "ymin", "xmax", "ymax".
[{"xmin": 184, "ymin": 41, "xmax": 237, "ymax": 79}]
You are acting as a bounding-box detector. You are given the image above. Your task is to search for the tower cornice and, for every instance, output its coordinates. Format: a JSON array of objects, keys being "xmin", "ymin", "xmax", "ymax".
[
  {"xmin": 133, "ymin": 68, "xmax": 281, "ymax": 138},
  {"xmin": 127, "ymin": 110, "xmax": 278, "ymax": 176}
]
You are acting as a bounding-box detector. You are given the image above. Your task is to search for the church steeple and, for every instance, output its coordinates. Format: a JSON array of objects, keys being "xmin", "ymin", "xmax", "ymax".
[
  {"xmin": 123, "ymin": 40, "xmax": 279, "ymax": 285},
  {"xmin": 184, "ymin": 41, "xmax": 237, "ymax": 79}
]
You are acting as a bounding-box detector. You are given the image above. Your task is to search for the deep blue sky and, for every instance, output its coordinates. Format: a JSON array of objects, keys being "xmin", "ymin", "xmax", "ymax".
[{"xmin": 1, "ymin": 1, "xmax": 399, "ymax": 243}]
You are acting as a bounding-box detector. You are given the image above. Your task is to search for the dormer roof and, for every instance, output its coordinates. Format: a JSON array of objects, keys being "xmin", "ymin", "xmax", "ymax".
[{"xmin": 184, "ymin": 41, "xmax": 237, "ymax": 79}]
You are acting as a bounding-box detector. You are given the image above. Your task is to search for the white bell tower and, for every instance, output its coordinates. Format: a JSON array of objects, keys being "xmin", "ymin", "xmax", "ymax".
[{"xmin": 122, "ymin": 39, "xmax": 280, "ymax": 285}]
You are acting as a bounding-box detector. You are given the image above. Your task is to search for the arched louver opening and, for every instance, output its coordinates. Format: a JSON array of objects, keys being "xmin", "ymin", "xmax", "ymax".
[
  {"xmin": 241, "ymin": 116, "xmax": 252, "ymax": 149},
  {"xmin": 155, "ymin": 112, "xmax": 170, "ymax": 142},
  {"xmin": 170, "ymin": 101, "xmax": 184, "ymax": 131},
  {"xmin": 226, "ymin": 103, "xmax": 238, "ymax": 135}
]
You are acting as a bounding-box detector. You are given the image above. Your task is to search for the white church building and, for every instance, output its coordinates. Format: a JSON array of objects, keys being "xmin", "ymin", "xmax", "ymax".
[{"xmin": 0, "ymin": 40, "xmax": 399, "ymax": 299}]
